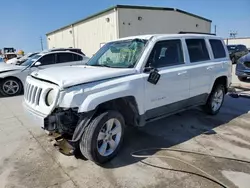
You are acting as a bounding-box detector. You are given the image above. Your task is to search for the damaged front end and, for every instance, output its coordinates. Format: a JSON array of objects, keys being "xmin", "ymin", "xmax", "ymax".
[
  {"xmin": 44, "ymin": 108, "xmax": 96, "ymax": 155},
  {"xmin": 44, "ymin": 108, "xmax": 79, "ymax": 135}
]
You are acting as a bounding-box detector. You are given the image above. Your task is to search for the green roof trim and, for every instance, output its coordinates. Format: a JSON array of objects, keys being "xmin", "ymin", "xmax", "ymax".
[{"xmin": 46, "ymin": 4, "xmax": 212, "ymax": 36}]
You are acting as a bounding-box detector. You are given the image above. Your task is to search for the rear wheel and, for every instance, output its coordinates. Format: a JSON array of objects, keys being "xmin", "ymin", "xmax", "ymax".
[
  {"xmin": 79, "ymin": 110, "xmax": 125, "ymax": 164},
  {"xmin": 203, "ymin": 84, "xmax": 225, "ymax": 115},
  {"xmin": 238, "ymin": 76, "xmax": 247, "ymax": 82},
  {"xmin": 0, "ymin": 78, "xmax": 23, "ymax": 97}
]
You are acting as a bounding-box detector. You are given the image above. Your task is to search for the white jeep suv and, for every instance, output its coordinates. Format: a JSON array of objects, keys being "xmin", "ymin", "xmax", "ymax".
[{"xmin": 23, "ymin": 34, "xmax": 232, "ymax": 164}]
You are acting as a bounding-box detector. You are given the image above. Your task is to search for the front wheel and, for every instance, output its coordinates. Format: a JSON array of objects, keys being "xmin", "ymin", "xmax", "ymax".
[
  {"xmin": 203, "ymin": 84, "xmax": 225, "ymax": 115},
  {"xmin": 79, "ymin": 110, "xmax": 125, "ymax": 164},
  {"xmin": 0, "ymin": 78, "xmax": 23, "ymax": 97}
]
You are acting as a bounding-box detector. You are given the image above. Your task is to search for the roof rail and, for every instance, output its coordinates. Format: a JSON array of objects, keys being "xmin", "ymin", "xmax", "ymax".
[{"xmin": 179, "ymin": 31, "xmax": 216, "ymax": 35}]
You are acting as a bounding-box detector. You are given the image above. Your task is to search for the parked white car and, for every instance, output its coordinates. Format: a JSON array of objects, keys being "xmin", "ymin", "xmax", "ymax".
[
  {"xmin": 0, "ymin": 50, "xmax": 89, "ymax": 96},
  {"xmin": 24, "ymin": 34, "xmax": 231, "ymax": 164}
]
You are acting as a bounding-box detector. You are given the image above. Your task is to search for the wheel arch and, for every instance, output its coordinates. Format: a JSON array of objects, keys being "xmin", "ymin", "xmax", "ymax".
[
  {"xmin": 0, "ymin": 76, "xmax": 24, "ymax": 96},
  {"xmin": 93, "ymin": 96, "xmax": 141, "ymax": 127},
  {"xmin": 212, "ymin": 76, "xmax": 228, "ymax": 93},
  {"xmin": 0, "ymin": 76, "xmax": 24, "ymax": 87}
]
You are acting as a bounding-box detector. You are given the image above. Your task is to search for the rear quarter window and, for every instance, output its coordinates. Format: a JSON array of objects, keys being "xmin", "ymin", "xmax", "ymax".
[{"xmin": 209, "ymin": 39, "xmax": 226, "ymax": 59}]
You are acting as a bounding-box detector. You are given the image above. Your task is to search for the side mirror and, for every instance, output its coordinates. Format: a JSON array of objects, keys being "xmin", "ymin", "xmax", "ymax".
[
  {"xmin": 147, "ymin": 68, "xmax": 161, "ymax": 85},
  {"xmin": 34, "ymin": 62, "xmax": 41, "ymax": 66}
]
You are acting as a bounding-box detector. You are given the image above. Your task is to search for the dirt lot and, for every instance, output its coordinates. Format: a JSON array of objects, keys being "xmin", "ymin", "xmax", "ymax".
[{"xmin": 1, "ymin": 71, "xmax": 250, "ymax": 188}]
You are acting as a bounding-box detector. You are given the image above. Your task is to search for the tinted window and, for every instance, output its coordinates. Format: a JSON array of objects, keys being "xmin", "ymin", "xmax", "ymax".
[
  {"xmin": 72, "ymin": 54, "xmax": 83, "ymax": 61},
  {"xmin": 209, "ymin": 39, "xmax": 226, "ymax": 59},
  {"xmin": 186, "ymin": 39, "xmax": 210, "ymax": 62},
  {"xmin": 57, "ymin": 53, "xmax": 73, "ymax": 63},
  {"xmin": 38, "ymin": 54, "xmax": 56, "ymax": 65},
  {"xmin": 239, "ymin": 45, "xmax": 247, "ymax": 51},
  {"xmin": 148, "ymin": 39, "xmax": 184, "ymax": 68}
]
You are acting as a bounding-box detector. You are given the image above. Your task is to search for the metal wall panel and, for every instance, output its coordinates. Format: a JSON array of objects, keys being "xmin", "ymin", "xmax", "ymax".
[
  {"xmin": 47, "ymin": 10, "xmax": 117, "ymax": 57},
  {"xmin": 224, "ymin": 38, "xmax": 250, "ymax": 48},
  {"xmin": 118, "ymin": 8, "xmax": 211, "ymax": 38}
]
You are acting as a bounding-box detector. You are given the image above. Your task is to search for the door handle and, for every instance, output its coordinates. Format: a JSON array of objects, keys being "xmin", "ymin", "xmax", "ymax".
[
  {"xmin": 177, "ymin": 71, "xmax": 187, "ymax": 75},
  {"xmin": 207, "ymin": 66, "xmax": 214, "ymax": 70}
]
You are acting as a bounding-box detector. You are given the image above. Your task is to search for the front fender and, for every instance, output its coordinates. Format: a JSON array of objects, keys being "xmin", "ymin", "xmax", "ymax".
[
  {"xmin": 78, "ymin": 83, "xmax": 144, "ymax": 115},
  {"xmin": 0, "ymin": 71, "xmax": 27, "ymax": 86}
]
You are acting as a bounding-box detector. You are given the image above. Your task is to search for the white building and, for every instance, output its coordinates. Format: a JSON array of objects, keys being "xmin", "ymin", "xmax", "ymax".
[
  {"xmin": 46, "ymin": 5, "xmax": 212, "ymax": 56},
  {"xmin": 224, "ymin": 37, "xmax": 250, "ymax": 49}
]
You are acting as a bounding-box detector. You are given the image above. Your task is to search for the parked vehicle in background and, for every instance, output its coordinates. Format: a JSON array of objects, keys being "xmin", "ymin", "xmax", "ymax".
[
  {"xmin": 23, "ymin": 34, "xmax": 231, "ymax": 164},
  {"xmin": 3, "ymin": 53, "xmax": 18, "ymax": 63},
  {"xmin": 49, "ymin": 48, "xmax": 86, "ymax": 56},
  {"xmin": 0, "ymin": 57, "xmax": 4, "ymax": 63},
  {"xmin": 227, "ymin": 44, "xmax": 248, "ymax": 64},
  {"xmin": 5, "ymin": 56, "xmax": 21, "ymax": 65},
  {"xmin": 0, "ymin": 50, "xmax": 89, "ymax": 96},
  {"xmin": 15, "ymin": 52, "xmax": 40, "ymax": 65},
  {"xmin": 236, "ymin": 53, "xmax": 250, "ymax": 81}
]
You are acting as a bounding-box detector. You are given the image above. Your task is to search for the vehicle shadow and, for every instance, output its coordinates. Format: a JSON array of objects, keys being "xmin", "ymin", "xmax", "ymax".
[{"xmin": 102, "ymin": 95, "xmax": 250, "ymax": 169}]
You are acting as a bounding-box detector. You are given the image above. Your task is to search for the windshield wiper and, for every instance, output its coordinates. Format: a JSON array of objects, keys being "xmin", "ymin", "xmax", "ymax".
[{"xmin": 89, "ymin": 64, "xmax": 112, "ymax": 68}]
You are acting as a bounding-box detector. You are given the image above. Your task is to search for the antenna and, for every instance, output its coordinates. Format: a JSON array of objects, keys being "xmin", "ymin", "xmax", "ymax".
[{"xmin": 40, "ymin": 36, "xmax": 44, "ymax": 51}]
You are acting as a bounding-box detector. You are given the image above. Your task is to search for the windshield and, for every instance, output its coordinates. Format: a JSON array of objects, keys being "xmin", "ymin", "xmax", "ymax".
[
  {"xmin": 227, "ymin": 45, "xmax": 236, "ymax": 51},
  {"xmin": 87, "ymin": 39, "xmax": 148, "ymax": 68},
  {"xmin": 21, "ymin": 54, "xmax": 42, "ymax": 66}
]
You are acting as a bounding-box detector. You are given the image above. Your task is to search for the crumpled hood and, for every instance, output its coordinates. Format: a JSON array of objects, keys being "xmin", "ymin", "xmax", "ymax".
[
  {"xmin": 31, "ymin": 65, "xmax": 137, "ymax": 88},
  {"xmin": 0, "ymin": 63, "xmax": 25, "ymax": 73}
]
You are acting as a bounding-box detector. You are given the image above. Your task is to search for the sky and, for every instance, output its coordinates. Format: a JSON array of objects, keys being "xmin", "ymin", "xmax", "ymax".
[{"xmin": 0, "ymin": 0, "xmax": 249, "ymax": 52}]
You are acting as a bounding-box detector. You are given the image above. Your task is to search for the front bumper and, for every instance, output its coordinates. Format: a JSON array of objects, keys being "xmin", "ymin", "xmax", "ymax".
[{"xmin": 23, "ymin": 101, "xmax": 46, "ymax": 128}]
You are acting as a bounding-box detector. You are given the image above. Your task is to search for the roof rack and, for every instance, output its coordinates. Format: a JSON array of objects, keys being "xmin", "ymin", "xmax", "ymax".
[{"xmin": 179, "ymin": 31, "xmax": 216, "ymax": 36}]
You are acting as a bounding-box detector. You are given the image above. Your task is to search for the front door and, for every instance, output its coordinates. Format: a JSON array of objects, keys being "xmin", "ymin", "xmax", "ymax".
[{"xmin": 143, "ymin": 39, "xmax": 190, "ymax": 119}]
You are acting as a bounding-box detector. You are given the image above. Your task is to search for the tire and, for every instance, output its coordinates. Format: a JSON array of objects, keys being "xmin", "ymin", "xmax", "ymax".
[
  {"xmin": 0, "ymin": 78, "xmax": 23, "ymax": 97},
  {"xmin": 238, "ymin": 76, "xmax": 247, "ymax": 82},
  {"xmin": 203, "ymin": 84, "xmax": 225, "ymax": 115},
  {"xmin": 79, "ymin": 110, "xmax": 125, "ymax": 164}
]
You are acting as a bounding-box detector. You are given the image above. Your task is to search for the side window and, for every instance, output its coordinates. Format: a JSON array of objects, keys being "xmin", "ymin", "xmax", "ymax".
[
  {"xmin": 38, "ymin": 54, "xmax": 56, "ymax": 65},
  {"xmin": 72, "ymin": 54, "xmax": 83, "ymax": 61},
  {"xmin": 147, "ymin": 39, "xmax": 184, "ymax": 68},
  {"xmin": 209, "ymin": 39, "xmax": 226, "ymax": 59},
  {"xmin": 57, "ymin": 53, "xmax": 73, "ymax": 63},
  {"xmin": 240, "ymin": 45, "xmax": 247, "ymax": 51},
  {"xmin": 186, "ymin": 39, "xmax": 210, "ymax": 62}
]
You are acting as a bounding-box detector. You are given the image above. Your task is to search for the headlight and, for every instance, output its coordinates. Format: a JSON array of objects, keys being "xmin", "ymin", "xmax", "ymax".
[{"xmin": 45, "ymin": 89, "xmax": 56, "ymax": 106}]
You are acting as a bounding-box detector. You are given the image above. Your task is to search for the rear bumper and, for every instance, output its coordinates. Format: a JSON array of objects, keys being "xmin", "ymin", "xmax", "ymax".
[{"xmin": 23, "ymin": 102, "xmax": 46, "ymax": 128}]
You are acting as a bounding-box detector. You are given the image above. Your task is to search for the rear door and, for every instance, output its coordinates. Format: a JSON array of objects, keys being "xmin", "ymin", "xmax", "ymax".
[
  {"xmin": 185, "ymin": 38, "xmax": 212, "ymax": 101},
  {"xmin": 208, "ymin": 39, "xmax": 230, "ymax": 88}
]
